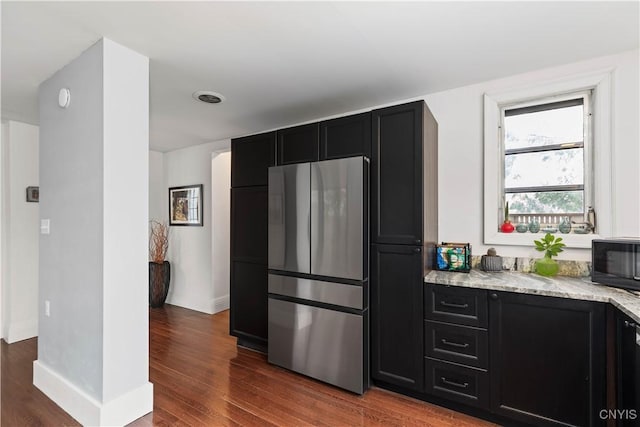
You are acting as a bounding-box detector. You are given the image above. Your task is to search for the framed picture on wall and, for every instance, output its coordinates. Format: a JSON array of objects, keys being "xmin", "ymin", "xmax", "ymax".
[
  {"xmin": 169, "ymin": 184, "xmax": 203, "ymax": 226},
  {"xmin": 26, "ymin": 186, "xmax": 39, "ymax": 202}
]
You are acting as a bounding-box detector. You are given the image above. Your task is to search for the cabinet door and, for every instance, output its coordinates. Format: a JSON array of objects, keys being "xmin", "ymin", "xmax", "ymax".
[
  {"xmin": 616, "ymin": 311, "xmax": 639, "ymax": 426},
  {"xmin": 276, "ymin": 123, "xmax": 319, "ymax": 165},
  {"xmin": 371, "ymin": 102, "xmax": 423, "ymax": 245},
  {"xmin": 320, "ymin": 112, "xmax": 371, "ymax": 160},
  {"xmin": 490, "ymin": 292, "xmax": 606, "ymax": 427},
  {"xmin": 231, "ymin": 131, "xmax": 275, "ymax": 187},
  {"xmin": 371, "ymin": 244, "xmax": 424, "ymax": 391},
  {"xmin": 229, "ymin": 261, "xmax": 268, "ymax": 347},
  {"xmin": 231, "ymin": 187, "xmax": 268, "ymax": 264}
]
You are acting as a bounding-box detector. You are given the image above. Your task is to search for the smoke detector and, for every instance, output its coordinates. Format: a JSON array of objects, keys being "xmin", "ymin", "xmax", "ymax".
[{"xmin": 193, "ymin": 90, "xmax": 225, "ymax": 104}]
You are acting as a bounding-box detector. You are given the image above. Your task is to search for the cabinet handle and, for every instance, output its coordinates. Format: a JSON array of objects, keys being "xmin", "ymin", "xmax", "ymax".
[
  {"xmin": 441, "ymin": 339, "xmax": 469, "ymax": 349},
  {"xmin": 413, "ymin": 247, "xmax": 421, "ymax": 253},
  {"xmin": 415, "ymin": 239, "xmax": 422, "ymax": 244},
  {"xmin": 441, "ymin": 377, "xmax": 469, "ymax": 389},
  {"xmin": 440, "ymin": 301, "xmax": 468, "ymax": 309},
  {"xmin": 624, "ymin": 320, "xmax": 637, "ymax": 328},
  {"xmin": 490, "ymin": 293, "xmax": 498, "ymax": 300}
]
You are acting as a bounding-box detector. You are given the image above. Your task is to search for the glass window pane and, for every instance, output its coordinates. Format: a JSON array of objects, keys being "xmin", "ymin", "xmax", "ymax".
[
  {"xmin": 504, "ymin": 105, "xmax": 583, "ymax": 150},
  {"xmin": 506, "ymin": 191, "xmax": 584, "ymax": 214},
  {"xmin": 505, "ymin": 148, "xmax": 584, "ymax": 188}
]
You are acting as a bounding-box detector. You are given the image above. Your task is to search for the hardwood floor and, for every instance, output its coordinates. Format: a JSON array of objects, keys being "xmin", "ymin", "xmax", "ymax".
[{"xmin": 1, "ymin": 305, "xmax": 496, "ymax": 426}]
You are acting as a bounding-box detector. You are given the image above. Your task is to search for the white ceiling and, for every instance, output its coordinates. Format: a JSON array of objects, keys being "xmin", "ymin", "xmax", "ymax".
[{"xmin": 2, "ymin": 1, "xmax": 638, "ymax": 152}]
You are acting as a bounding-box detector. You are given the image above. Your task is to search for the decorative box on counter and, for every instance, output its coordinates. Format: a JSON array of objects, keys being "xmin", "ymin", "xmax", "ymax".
[{"xmin": 436, "ymin": 242, "xmax": 471, "ymax": 272}]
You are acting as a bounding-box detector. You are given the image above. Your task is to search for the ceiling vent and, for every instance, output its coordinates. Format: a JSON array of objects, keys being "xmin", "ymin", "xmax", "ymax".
[{"xmin": 193, "ymin": 90, "xmax": 225, "ymax": 104}]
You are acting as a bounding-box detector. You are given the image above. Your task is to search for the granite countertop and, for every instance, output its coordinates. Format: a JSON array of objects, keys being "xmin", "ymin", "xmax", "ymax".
[{"xmin": 425, "ymin": 269, "xmax": 640, "ymax": 323}]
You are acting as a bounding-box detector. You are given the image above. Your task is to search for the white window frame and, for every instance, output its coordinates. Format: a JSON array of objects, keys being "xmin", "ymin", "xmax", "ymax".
[{"xmin": 484, "ymin": 70, "xmax": 613, "ymax": 248}]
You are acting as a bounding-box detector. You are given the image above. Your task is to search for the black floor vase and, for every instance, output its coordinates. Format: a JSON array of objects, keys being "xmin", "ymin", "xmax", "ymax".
[{"xmin": 149, "ymin": 261, "xmax": 170, "ymax": 308}]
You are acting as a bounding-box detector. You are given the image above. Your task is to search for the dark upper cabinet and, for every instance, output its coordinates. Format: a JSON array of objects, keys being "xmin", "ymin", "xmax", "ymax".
[
  {"xmin": 616, "ymin": 310, "xmax": 639, "ymax": 425},
  {"xmin": 276, "ymin": 123, "xmax": 319, "ymax": 165},
  {"xmin": 489, "ymin": 291, "xmax": 606, "ymax": 427},
  {"xmin": 320, "ymin": 112, "xmax": 371, "ymax": 160},
  {"xmin": 371, "ymin": 244, "xmax": 424, "ymax": 392},
  {"xmin": 231, "ymin": 131, "xmax": 276, "ymax": 188},
  {"xmin": 371, "ymin": 101, "xmax": 437, "ymax": 246},
  {"xmin": 231, "ymin": 187, "xmax": 268, "ymax": 264},
  {"xmin": 229, "ymin": 260, "xmax": 268, "ymax": 348}
]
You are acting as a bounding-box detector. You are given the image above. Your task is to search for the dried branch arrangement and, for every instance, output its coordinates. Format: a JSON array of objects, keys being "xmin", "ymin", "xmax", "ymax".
[{"xmin": 149, "ymin": 220, "xmax": 169, "ymax": 263}]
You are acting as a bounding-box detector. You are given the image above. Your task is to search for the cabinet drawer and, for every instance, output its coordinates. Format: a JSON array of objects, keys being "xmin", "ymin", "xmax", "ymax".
[
  {"xmin": 425, "ymin": 358, "xmax": 489, "ymax": 409},
  {"xmin": 425, "ymin": 284, "xmax": 487, "ymax": 328},
  {"xmin": 424, "ymin": 321, "xmax": 488, "ymax": 369}
]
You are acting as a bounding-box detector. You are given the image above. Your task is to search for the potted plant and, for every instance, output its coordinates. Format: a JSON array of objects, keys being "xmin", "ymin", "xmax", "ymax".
[
  {"xmin": 533, "ymin": 233, "xmax": 566, "ymax": 277},
  {"xmin": 149, "ymin": 220, "xmax": 170, "ymax": 307},
  {"xmin": 500, "ymin": 202, "xmax": 514, "ymax": 233}
]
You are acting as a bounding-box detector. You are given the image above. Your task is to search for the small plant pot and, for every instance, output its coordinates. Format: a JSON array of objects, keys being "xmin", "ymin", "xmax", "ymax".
[{"xmin": 535, "ymin": 256, "xmax": 559, "ymax": 277}]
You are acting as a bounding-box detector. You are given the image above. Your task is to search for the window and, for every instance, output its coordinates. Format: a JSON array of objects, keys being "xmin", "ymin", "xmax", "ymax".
[
  {"xmin": 502, "ymin": 92, "xmax": 591, "ymax": 221},
  {"xmin": 483, "ymin": 71, "xmax": 613, "ymax": 248}
]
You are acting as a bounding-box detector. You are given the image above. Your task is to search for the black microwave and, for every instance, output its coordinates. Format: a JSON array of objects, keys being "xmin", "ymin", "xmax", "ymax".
[{"xmin": 592, "ymin": 239, "xmax": 640, "ymax": 291}]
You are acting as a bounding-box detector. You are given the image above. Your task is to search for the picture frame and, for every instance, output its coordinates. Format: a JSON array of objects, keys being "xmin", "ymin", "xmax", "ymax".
[
  {"xmin": 26, "ymin": 186, "xmax": 39, "ymax": 202},
  {"xmin": 436, "ymin": 242, "xmax": 471, "ymax": 273},
  {"xmin": 169, "ymin": 184, "xmax": 203, "ymax": 226}
]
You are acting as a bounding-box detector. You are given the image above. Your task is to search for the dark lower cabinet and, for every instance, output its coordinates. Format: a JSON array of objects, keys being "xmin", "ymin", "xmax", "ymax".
[
  {"xmin": 320, "ymin": 112, "xmax": 371, "ymax": 160},
  {"xmin": 616, "ymin": 310, "xmax": 639, "ymax": 426},
  {"xmin": 229, "ymin": 261, "xmax": 267, "ymax": 350},
  {"xmin": 489, "ymin": 291, "xmax": 606, "ymax": 427},
  {"xmin": 371, "ymin": 244, "xmax": 424, "ymax": 392}
]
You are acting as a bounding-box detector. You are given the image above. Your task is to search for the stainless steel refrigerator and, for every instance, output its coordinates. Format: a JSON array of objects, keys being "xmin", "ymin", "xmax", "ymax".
[{"xmin": 267, "ymin": 156, "xmax": 369, "ymax": 394}]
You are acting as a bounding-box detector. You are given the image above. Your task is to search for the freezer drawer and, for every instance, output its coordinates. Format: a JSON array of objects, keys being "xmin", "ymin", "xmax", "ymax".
[
  {"xmin": 268, "ymin": 274, "xmax": 363, "ymax": 310},
  {"xmin": 311, "ymin": 157, "xmax": 365, "ymax": 280},
  {"xmin": 268, "ymin": 163, "xmax": 311, "ymax": 273},
  {"xmin": 268, "ymin": 298, "xmax": 365, "ymax": 394}
]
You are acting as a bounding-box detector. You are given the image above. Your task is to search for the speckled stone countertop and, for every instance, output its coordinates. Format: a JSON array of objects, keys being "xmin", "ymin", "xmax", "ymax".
[{"xmin": 425, "ymin": 269, "xmax": 640, "ymax": 323}]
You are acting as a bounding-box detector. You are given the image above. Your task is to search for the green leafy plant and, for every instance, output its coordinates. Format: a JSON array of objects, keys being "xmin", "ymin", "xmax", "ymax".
[{"xmin": 533, "ymin": 233, "xmax": 566, "ymax": 258}]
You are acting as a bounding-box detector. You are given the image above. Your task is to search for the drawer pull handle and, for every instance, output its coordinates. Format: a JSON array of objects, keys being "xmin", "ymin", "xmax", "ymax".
[
  {"xmin": 441, "ymin": 339, "xmax": 469, "ymax": 349},
  {"xmin": 624, "ymin": 320, "xmax": 637, "ymax": 329},
  {"xmin": 440, "ymin": 301, "xmax": 469, "ymax": 309},
  {"xmin": 441, "ymin": 377, "xmax": 469, "ymax": 389}
]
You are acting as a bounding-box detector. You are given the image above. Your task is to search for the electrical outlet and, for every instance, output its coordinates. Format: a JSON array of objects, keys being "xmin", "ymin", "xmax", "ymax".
[{"xmin": 45, "ymin": 300, "xmax": 50, "ymax": 317}]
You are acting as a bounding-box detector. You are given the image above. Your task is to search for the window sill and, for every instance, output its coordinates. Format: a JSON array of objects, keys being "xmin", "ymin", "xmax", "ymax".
[{"xmin": 485, "ymin": 230, "xmax": 600, "ymax": 249}]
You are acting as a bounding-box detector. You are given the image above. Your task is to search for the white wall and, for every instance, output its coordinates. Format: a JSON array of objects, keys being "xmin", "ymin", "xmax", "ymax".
[
  {"xmin": 423, "ymin": 49, "xmax": 639, "ymax": 261},
  {"xmin": 0, "ymin": 120, "xmax": 39, "ymax": 343},
  {"xmin": 149, "ymin": 150, "xmax": 165, "ymax": 222},
  {"xmin": 36, "ymin": 38, "xmax": 152, "ymax": 426},
  {"xmin": 211, "ymin": 151, "xmax": 231, "ymax": 313},
  {"xmin": 161, "ymin": 140, "xmax": 229, "ymax": 314}
]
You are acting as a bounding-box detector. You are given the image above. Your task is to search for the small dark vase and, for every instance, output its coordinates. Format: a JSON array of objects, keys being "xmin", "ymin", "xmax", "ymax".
[{"xmin": 149, "ymin": 261, "xmax": 170, "ymax": 308}]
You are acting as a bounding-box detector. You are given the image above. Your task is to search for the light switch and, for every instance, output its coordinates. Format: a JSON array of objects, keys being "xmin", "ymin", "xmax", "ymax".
[{"xmin": 41, "ymin": 219, "xmax": 50, "ymax": 235}]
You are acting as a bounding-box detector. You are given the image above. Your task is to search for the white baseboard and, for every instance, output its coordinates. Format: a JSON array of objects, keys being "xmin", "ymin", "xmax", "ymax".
[
  {"xmin": 5, "ymin": 318, "xmax": 38, "ymax": 343},
  {"xmin": 211, "ymin": 295, "xmax": 230, "ymax": 314},
  {"xmin": 33, "ymin": 360, "xmax": 153, "ymax": 426},
  {"xmin": 165, "ymin": 294, "xmax": 214, "ymax": 314}
]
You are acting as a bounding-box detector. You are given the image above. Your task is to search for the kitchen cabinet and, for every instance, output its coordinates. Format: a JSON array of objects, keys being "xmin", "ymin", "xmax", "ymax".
[
  {"xmin": 319, "ymin": 112, "xmax": 371, "ymax": 160},
  {"xmin": 370, "ymin": 244, "xmax": 424, "ymax": 392},
  {"xmin": 229, "ymin": 261, "xmax": 268, "ymax": 349},
  {"xmin": 489, "ymin": 291, "xmax": 606, "ymax": 427},
  {"xmin": 230, "ymin": 133, "xmax": 275, "ymax": 352},
  {"xmin": 276, "ymin": 123, "xmax": 319, "ymax": 165},
  {"xmin": 616, "ymin": 310, "xmax": 639, "ymax": 426},
  {"xmin": 231, "ymin": 131, "xmax": 275, "ymax": 187},
  {"xmin": 371, "ymin": 101, "xmax": 437, "ymax": 246},
  {"xmin": 231, "ymin": 187, "xmax": 268, "ymax": 264},
  {"xmin": 424, "ymin": 285, "xmax": 489, "ymax": 409}
]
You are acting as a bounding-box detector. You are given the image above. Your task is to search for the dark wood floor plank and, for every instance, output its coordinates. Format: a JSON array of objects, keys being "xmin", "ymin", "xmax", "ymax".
[{"xmin": 2, "ymin": 305, "xmax": 496, "ymax": 426}]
